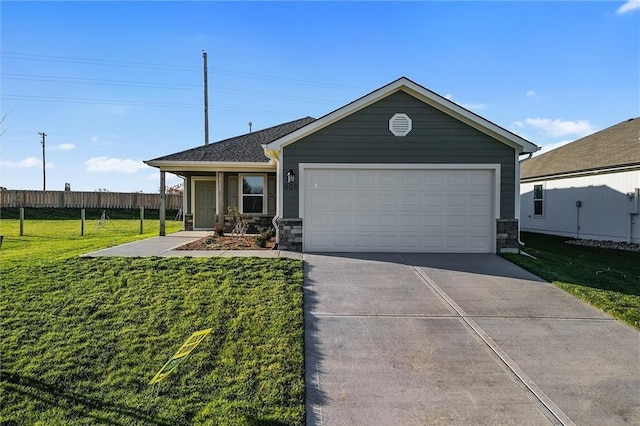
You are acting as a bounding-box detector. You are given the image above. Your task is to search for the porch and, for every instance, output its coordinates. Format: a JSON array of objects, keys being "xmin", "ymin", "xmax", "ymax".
[{"xmin": 156, "ymin": 170, "xmax": 277, "ymax": 235}]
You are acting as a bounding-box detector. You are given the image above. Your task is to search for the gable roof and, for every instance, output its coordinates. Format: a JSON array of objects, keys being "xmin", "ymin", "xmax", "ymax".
[
  {"xmin": 521, "ymin": 117, "xmax": 640, "ymax": 181},
  {"xmin": 264, "ymin": 76, "xmax": 538, "ymax": 154},
  {"xmin": 146, "ymin": 116, "xmax": 315, "ymax": 165}
]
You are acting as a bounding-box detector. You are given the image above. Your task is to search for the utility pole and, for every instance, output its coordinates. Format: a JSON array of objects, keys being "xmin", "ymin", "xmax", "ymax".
[
  {"xmin": 38, "ymin": 131, "xmax": 46, "ymax": 191},
  {"xmin": 203, "ymin": 50, "xmax": 209, "ymax": 145}
]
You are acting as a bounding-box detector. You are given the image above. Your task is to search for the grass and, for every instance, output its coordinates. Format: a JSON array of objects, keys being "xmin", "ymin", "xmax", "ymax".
[
  {"xmin": 504, "ymin": 232, "xmax": 640, "ymax": 330},
  {"xmin": 0, "ymin": 217, "xmax": 305, "ymax": 425},
  {"xmin": 0, "ymin": 216, "xmax": 184, "ymax": 264}
]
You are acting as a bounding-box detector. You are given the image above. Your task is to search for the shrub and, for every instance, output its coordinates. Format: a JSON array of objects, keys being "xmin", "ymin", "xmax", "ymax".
[{"xmin": 256, "ymin": 230, "xmax": 269, "ymax": 248}]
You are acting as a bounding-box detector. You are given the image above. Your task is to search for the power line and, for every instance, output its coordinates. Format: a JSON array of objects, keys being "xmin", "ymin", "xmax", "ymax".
[
  {"xmin": 1, "ymin": 72, "xmax": 200, "ymax": 89},
  {"xmin": 1, "ymin": 51, "xmax": 199, "ymax": 71},
  {"xmin": 1, "ymin": 73, "xmax": 344, "ymax": 105},
  {"xmin": 0, "ymin": 94, "xmax": 305, "ymax": 117},
  {"xmin": 1, "ymin": 94, "xmax": 201, "ymax": 108},
  {"xmin": 1, "ymin": 51, "xmax": 368, "ymax": 91}
]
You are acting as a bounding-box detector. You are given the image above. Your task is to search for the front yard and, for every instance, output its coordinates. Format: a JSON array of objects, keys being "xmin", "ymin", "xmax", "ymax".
[
  {"xmin": 504, "ymin": 232, "xmax": 640, "ymax": 330},
  {"xmin": 0, "ymin": 219, "xmax": 305, "ymax": 425}
]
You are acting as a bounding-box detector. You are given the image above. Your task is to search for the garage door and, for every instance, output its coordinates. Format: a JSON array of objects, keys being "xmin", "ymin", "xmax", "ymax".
[{"xmin": 303, "ymin": 167, "xmax": 495, "ymax": 253}]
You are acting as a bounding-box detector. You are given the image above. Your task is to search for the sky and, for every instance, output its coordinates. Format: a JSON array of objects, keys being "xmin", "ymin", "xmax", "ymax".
[{"xmin": 1, "ymin": 1, "xmax": 638, "ymax": 193}]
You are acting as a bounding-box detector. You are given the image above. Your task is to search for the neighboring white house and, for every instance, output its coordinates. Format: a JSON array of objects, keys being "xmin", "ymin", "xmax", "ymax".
[{"xmin": 520, "ymin": 117, "xmax": 640, "ymax": 243}]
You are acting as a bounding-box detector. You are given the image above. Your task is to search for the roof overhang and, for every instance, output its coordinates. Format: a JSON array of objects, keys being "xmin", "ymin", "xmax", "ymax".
[
  {"xmin": 264, "ymin": 77, "xmax": 539, "ymax": 154},
  {"xmin": 521, "ymin": 163, "xmax": 640, "ymax": 182},
  {"xmin": 144, "ymin": 160, "xmax": 276, "ymax": 173}
]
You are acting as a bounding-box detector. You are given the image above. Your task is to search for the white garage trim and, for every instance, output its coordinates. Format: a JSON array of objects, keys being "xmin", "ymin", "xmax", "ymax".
[{"xmin": 299, "ymin": 163, "xmax": 501, "ymax": 252}]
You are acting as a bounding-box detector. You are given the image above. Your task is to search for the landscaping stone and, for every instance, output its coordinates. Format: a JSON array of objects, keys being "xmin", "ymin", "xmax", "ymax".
[{"xmin": 565, "ymin": 239, "xmax": 640, "ymax": 252}]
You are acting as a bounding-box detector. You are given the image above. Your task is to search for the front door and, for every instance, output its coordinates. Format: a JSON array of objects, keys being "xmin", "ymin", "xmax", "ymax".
[{"xmin": 194, "ymin": 180, "xmax": 216, "ymax": 229}]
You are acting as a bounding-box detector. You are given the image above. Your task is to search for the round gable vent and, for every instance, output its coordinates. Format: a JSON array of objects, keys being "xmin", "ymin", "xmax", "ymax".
[{"xmin": 389, "ymin": 113, "xmax": 412, "ymax": 137}]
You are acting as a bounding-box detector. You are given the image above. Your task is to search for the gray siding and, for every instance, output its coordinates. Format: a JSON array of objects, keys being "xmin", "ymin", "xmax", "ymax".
[
  {"xmin": 182, "ymin": 171, "xmax": 276, "ymax": 215},
  {"xmin": 282, "ymin": 90, "xmax": 516, "ymax": 218}
]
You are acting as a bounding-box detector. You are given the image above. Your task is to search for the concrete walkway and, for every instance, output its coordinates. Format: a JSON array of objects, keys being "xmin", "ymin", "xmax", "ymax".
[
  {"xmin": 80, "ymin": 231, "xmax": 302, "ymax": 258},
  {"xmin": 304, "ymin": 253, "xmax": 640, "ymax": 425}
]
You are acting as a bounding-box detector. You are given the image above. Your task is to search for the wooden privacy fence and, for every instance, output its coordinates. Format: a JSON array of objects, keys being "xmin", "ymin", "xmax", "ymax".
[{"xmin": 0, "ymin": 190, "xmax": 182, "ymax": 210}]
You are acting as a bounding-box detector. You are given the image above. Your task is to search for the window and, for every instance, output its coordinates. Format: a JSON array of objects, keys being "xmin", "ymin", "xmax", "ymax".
[
  {"xmin": 240, "ymin": 175, "xmax": 265, "ymax": 214},
  {"xmin": 533, "ymin": 184, "xmax": 544, "ymax": 216}
]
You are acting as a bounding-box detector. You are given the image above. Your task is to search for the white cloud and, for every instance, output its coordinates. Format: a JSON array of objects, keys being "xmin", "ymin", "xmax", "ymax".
[
  {"xmin": 85, "ymin": 157, "xmax": 148, "ymax": 173},
  {"xmin": 91, "ymin": 136, "xmax": 99, "ymax": 143},
  {"xmin": 460, "ymin": 102, "xmax": 486, "ymax": 111},
  {"xmin": 533, "ymin": 140, "xmax": 574, "ymax": 156},
  {"xmin": 444, "ymin": 93, "xmax": 485, "ymax": 110},
  {"xmin": 523, "ymin": 117, "xmax": 594, "ymax": 138},
  {"xmin": 50, "ymin": 143, "xmax": 75, "ymax": 151},
  {"xmin": 526, "ymin": 90, "xmax": 537, "ymax": 97},
  {"xmin": 617, "ymin": 0, "xmax": 640, "ymax": 14},
  {"xmin": 0, "ymin": 157, "xmax": 54, "ymax": 169},
  {"xmin": 144, "ymin": 172, "xmax": 159, "ymax": 180},
  {"xmin": 1, "ymin": 156, "xmax": 41, "ymax": 168},
  {"xmin": 512, "ymin": 121, "xmax": 524, "ymax": 128}
]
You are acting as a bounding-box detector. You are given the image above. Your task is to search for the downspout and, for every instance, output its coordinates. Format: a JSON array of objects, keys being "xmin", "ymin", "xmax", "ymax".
[
  {"xmin": 517, "ymin": 150, "xmax": 537, "ymax": 247},
  {"xmin": 262, "ymin": 145, "xmax": 281, "ymax": 247}
]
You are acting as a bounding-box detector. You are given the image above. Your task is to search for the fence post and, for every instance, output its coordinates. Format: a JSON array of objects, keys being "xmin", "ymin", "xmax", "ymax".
[
  {"xmin": 140, "ymin": 206, "xmax": 144, "ymax": 234},
  {"xmin": 81, "ymin": 209, "xmax": 85, "ymax": 236},
  {"xmin": 19, "ymin": 207, "xmax": 24, "ymax": 236}
]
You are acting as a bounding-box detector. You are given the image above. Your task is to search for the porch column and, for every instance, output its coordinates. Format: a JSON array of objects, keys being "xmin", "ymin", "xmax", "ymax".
[
  {"xmin": 217, "ymin": 171, "xmax": 225, "ymax": 226},
  {"xmin": 159, "ymin": 170, "xmax": 166, "ymax": 236}
]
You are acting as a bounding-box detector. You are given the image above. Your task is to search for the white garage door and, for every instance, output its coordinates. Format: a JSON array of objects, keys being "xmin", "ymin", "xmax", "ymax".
[{"xmin": 303, "ymin": 167, "xmax": 495, "ymax": 253}]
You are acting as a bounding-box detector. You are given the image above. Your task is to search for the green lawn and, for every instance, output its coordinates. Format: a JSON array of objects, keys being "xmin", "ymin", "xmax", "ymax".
[
  {"xmin": 504, "ymin": 232, "xmax": 640, "ymax": 330},
  {"xmin": 0, "ymin": 218, "xmax": 305, "ymax": 425}
]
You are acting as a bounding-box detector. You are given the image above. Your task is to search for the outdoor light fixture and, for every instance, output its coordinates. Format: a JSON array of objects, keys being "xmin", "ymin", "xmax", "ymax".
[{"xmin": 287, "ymin": 169, "xmax": 296, "ymax": 183}]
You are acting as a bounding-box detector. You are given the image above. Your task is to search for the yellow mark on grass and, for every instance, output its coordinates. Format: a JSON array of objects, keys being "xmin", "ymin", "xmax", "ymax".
[{"xmin": 149, "ymin": 328, "xmax": 212, "ymax": 385}]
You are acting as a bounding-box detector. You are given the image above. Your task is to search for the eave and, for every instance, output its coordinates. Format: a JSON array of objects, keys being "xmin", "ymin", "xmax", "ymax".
[
  {"xmin": 144, "ymin": 160, "xmax": 276, "ymax": 173},
  {"xmin": 521, "ymin": 163, "xmax": 640, "ymax": 183}
]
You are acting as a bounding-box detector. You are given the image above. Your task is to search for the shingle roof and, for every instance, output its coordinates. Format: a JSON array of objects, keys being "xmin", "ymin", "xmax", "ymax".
[
  {"xmin": 148, "ymin": 117, "xmax": 316, "ymax": 163},
  {"xmin": 521, "ymin": 117, "xmax": 640, "ymax": 180}
]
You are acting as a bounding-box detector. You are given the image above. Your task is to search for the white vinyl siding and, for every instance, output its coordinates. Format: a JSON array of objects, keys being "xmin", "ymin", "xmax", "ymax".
[{"xmin": 520, "ymin": 170, "xmax": 640, "ymax": 242}]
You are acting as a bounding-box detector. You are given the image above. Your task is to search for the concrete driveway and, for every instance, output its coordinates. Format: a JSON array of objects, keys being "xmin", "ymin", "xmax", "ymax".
[{"xmin": 304, "ymin": 253, "xmax": 640, "ymax": 425}]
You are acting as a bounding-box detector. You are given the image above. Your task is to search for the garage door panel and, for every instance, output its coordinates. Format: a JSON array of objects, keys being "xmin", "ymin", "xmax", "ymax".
[
  {"xmin": 307, "ymin": 213, "xmax": 329, "ymax": 228},
  {"xmin": 400, "ymin": 194, "xmax": 420, "ymax": 207},
  {"xmin": 399, "ymin": 235, "xmax": 420, "ymax": 249},
  {"xmin": 303, "ymin": 168, "xmax": 494, "ymax": 253},
  {"xmin": 425, "ymin": 194, "xmax": 445, "ymax": 206},
  {"xmin": 353, "ymin": 235, "xmax": 376, "ymax": 249}
]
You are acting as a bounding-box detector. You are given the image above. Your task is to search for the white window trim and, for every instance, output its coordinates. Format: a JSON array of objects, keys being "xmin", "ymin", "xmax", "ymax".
[
  {"xmin": 533, "ymin": 183, "xmax": 544, "ymax": 217},
  {"xmin": 191, "ymin": 176, "xmax": 216, "ymax": 230},
  {"xmin": 239, "ymin": 173, "xmax": 268, "ymax": 214}
]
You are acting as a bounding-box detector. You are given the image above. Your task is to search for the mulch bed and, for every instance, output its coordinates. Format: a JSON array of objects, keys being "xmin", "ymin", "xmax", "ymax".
[{"xmin": 176, "ymin": 235, "xmax": 276, "ymax": 250}]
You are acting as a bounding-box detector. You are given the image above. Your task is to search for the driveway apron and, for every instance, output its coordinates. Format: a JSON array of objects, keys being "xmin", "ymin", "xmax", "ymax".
[{"xmin": 304, "ymin": 253, "xmax": 640, "ymax": 426}]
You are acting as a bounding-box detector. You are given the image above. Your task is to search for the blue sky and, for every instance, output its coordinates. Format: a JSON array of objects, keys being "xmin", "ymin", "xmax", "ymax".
[{"xmin": 1, "ymin": 1, "xmax": 638, "ymax": 193}]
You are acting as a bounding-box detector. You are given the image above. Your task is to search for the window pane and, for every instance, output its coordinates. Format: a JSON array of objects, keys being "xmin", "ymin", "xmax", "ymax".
[
  {"xmin": 534, "ymin": 200, "xmax": 543, "ymax": 215},
  {"xmin": 243, "ymin": 196, "xmax": 263, "ymax": 213},
  {"xmin": 243, "ymin": 176, "xmax": 264, "ymax": 195},
  {"xmin": 534, "ymin": 185, "xmax": 543, "ymax": 200}
]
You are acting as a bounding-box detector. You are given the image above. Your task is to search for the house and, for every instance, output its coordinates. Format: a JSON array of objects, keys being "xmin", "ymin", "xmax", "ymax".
[
  {"xmin": 146, "ymin": 77, "xmax": 538, "ymax": 253},
  {"xmin": 520, "ymin": 117, "xmax": 640, "ymax": 243}
]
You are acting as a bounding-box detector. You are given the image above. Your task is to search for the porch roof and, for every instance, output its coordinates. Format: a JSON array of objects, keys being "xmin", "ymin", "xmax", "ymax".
[{"xmin": 146, "ymin": 117, "xmax": 316, "ymax": 165}]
